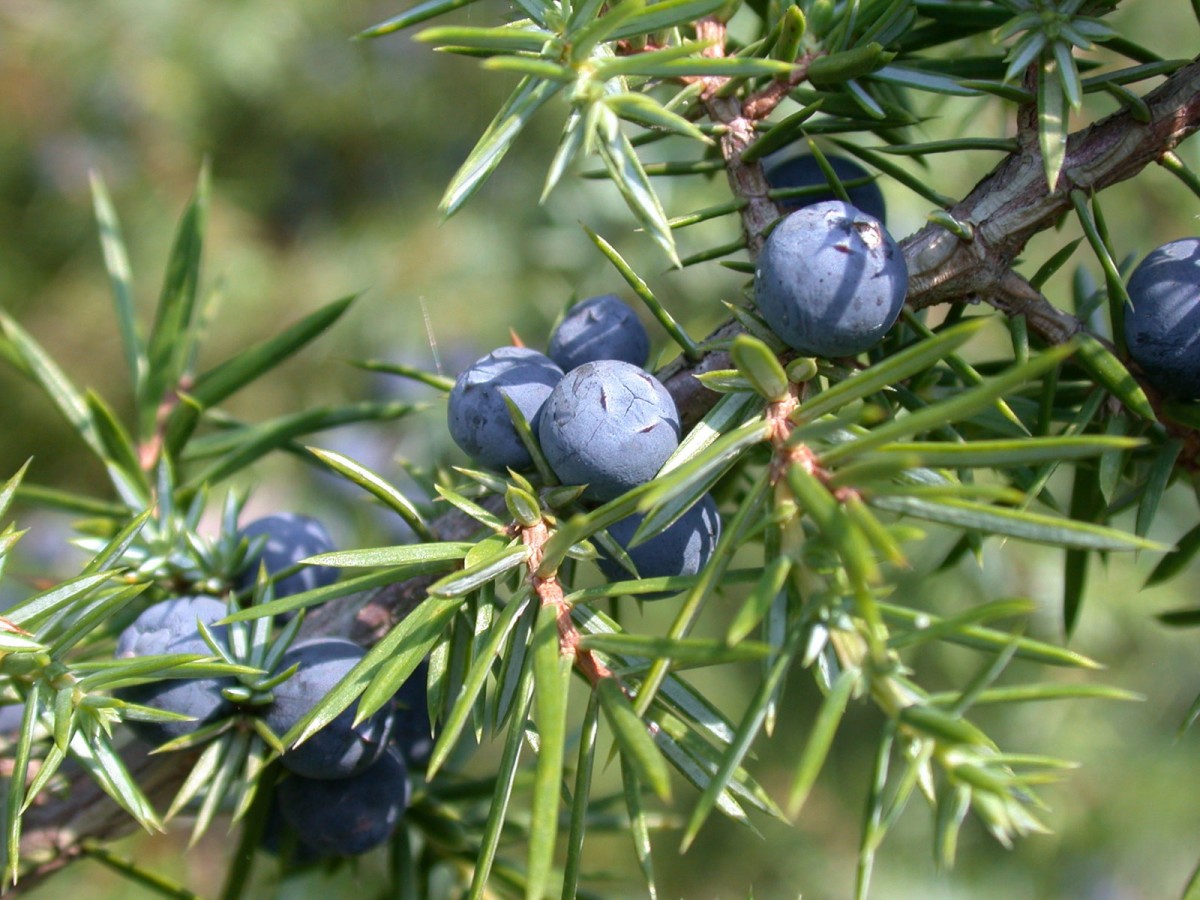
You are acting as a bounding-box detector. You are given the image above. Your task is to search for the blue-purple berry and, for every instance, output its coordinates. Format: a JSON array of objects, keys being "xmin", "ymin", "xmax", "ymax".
[
  {"xmin": 276, "ymin": 746, "xmax": 410, "ymax": 857},
  {"xmin": 447, "ymin": 346, "xmax": 564, "ymax": 471},
  {"xmin": 548, "ymin": 294, "xmax": 651, "ymax": 371},
  {"xmin": 262, "ymin": 795, "xmax": 328, "ymax": 867},
  {"xmin": 236, "ymin": 513, "xmax": 338, "ymax": 600},
  {"xmin": 765, "ymin": 152, "xmax": 886, "ymax": 223},
  {"xmin": 263, "ymin": 638, "xmax": 394, "ymax": 780},
  {"xmin": 115, "ymin": 595, "xmax": 229, "ymax": 659},
  {"xmin": 117, "ymin": 634, "xmax": 234, "ymax": 746},
  {"xmin": 538, "ymin": 360, "xmax": 680, "ymax": 503},
  {"xmin": 115, "ymin": 596, "xmax": 234, "ymax": 746},
  {"xmin": 755, "ymin": 201, "xmax": 907, "ymax": 358},
  {"xmin": 1123, "ymin": 238, "xmax": 1200, "ymax": 399},
  {"xmin": 596, "ymin": 494, "xmax": 722, "ymax": 599}
]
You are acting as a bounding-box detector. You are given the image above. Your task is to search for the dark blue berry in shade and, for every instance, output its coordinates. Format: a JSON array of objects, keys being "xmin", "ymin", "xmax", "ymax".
[
  {"xmin": 538, "ymin": 359, "xmax": 680, "ymax": 503},
  {"xmin": 262, "ymin": 795, "xmax": 329, "ymax": 867},
  {"xmin": 1123, "ymin": 238, "xmax": 1200, "ymax": 399},
  {"xmin": 114, "ymin": 596, "xmax": 234, "ymax": 746},
  {"xmin": 276, "ymin": 746, "xmax": 410, "ymax": 857},
  {"xmin": 596, "ymin": 494, "xmax": 722, "ymax": 599},
  {"xmin": 263, "ymin": 638, "xmax": 394, "ymax": 780},
  {"xmin": 117, "ymin": 634, "xmax": 234, "ymax": 746},
  {"xmin": 447, "ymin": 346, "xmax": 564, "ymax": 471},
  {"xmin": 764, "ymin": 152, "xmax": 887, "ymax": 223},
  {"xmin": 390, "ymin": 662, "xmax": 432, "ymax": 770},
  {"xmin": 236, "ymin": 513, "xmax": 338, "ymax": 599},
  {"xmin": 755, "ymin": 200, "xmax": 908, "ymax": 359},
  {"xmin": 115, "ymin": 595, "xmax": 229, "ymax": 659},
  {"xmin": 548, "ymin": 294, "xmax": 651, "ymax": 372}
]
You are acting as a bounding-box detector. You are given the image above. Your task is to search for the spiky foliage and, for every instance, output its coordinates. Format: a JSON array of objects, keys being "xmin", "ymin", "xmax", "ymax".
[
  {"xmin": 5, "ymin": 1, "xmax": 1200, "ymax": 898},
  {"xmin": 0, "ymin": 167, "xmax": 422, "ymax": 884}
]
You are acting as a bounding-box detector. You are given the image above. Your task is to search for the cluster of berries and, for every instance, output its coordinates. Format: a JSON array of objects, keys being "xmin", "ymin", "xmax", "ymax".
[
  {"xmin": 115, "ymin": 513, "xmax": 431, "ymax": 861},
  {"xmin": 260, "ymin": 643, "xmax": 432, "ymax": 862},
  {"xmin": 442, "ymin": 153, "xmax": 915, "ymax": 592},
  {"xmin": 447, "ymin": 294, "xmax": 720, "ymax": 593}
]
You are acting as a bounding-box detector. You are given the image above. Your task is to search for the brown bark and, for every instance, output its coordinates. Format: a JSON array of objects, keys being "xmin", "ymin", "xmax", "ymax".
[{"xmin": 904, "ymin": 56, "xmax": 1200, "ymax": 323}]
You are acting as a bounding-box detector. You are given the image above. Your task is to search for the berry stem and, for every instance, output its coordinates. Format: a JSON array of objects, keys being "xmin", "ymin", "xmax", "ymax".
[{"xmin": 520, "ymin": 520, "xmax": 614, "ymax": 687}]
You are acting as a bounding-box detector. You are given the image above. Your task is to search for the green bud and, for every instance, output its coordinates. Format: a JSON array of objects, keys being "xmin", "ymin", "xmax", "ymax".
[
  {"xmin": 786, "ymin": 357, "xmax": 820, "ymax": 383},
  {"xmin": 731, "ymin": 334, "xmax": 791, "ymax": 401},
  {"xmin": 542, "ymin": 483, "xmax": 587, "ymax": 509},
  {"xmin": 565, "ymin": 539, "xmax": 598, "ymax": 561},
  {"xmin": 774, "ymin": 5, "xmax": 806, "ymax": 63},
  {"xmin": 807, "ymin": 0, "xmax": 835, "ymax": 36},
  {"xmin": 696, "ymin": 369, "xmax": 756, "ymax": 393},
  {"xmin": 507, "ymin": 469, "xmax": 536, "ymax": 495},
  {"xmin": 221, "ymin": 684, "xmax": 254, "ymax": 704},
  {"xmin": 927, "ymin": 210, "xmax": 974, "ymax": 242},
  {"xmin": 505, "ymin": 486, "xmax": 543, "ymax": 527}
]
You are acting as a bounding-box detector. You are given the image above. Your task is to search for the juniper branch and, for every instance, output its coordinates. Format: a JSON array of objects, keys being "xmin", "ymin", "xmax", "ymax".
[
  {"xmin": 10, "ymin": 42, "xmax": 1200, "ymax": 900},
  {"xmin": 659, "ymin": 54, "xmax": 1200, "ymax": 430}
]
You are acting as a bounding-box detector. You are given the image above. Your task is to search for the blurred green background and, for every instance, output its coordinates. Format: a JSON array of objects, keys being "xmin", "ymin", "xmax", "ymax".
[{"xmin": 3, "ymin": 1, "xmax": 1200, "ymax": 897}]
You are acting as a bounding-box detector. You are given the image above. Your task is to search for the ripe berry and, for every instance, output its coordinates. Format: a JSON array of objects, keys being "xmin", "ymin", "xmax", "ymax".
[
  {"xmin": 765, "ymin": 152, "xmax": 886, "ymax": 223},
  {"xmin": 117, "ymin": 635, "xmax": 235, "ymax": 746},
  {"xmin": 236, "ymin": 513, "xmax": 338, "ymax": 600},
  {"xmin": 115, "ymin": 596, "xmax": 234, "ymax": 746},
  {"xmin": 276, "ymin": 745, "xmax": 410, "ymax": 857},
  {"xmin": 262, "ymin": 795, "xmax": 328, "ymax": 867},
  {"xmin": 263, "ymin": 638, "xmax": 394, "ymax": 779},
  {"xmin": 538, "ymin": 360, "xmax": 680, "ymax": 503},
  {"xmin": 447, "ymin": 347, "xmax": 564, "ymax": 471},
  {"xmin": 596, "ymin": 494, "xmax": 722, "ymax": 598},
  {"xmin": 115, "ymin": 595, "xmax": 229, "ymax": 658},
  {"xmin": 1123, "ymin": 237, "xmax": 1200, "ymax": 399},
  {"xmin": 755, "ymin": 201, "xmax": 908, "ymax": 358},
  {"xmin": 548, "ymin": 294, "xmax": 651, "ymax": 372}
]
